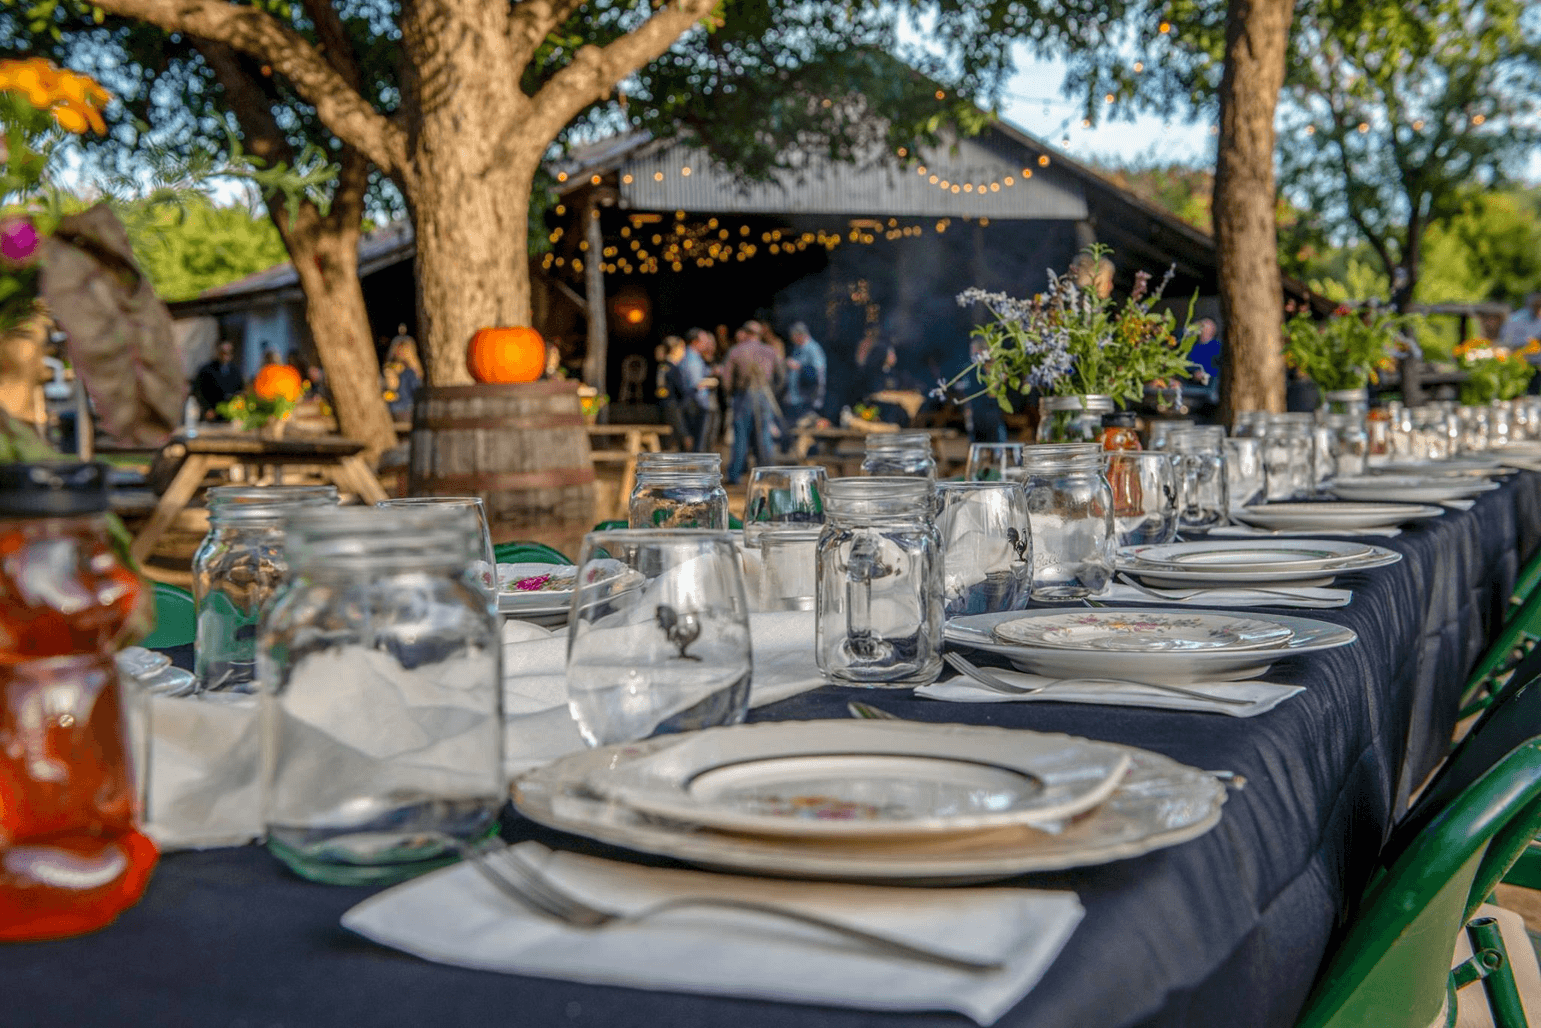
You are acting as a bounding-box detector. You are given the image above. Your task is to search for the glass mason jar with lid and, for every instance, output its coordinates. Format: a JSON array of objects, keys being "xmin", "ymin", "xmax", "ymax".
[
  {"xmin": 1037, "ymin": 395, "xmax": 1115, "ymax": 443},
  {"xmin": 1007, "ymin": 443, "xmax": 1115, "ymax": 599},
  {"xmin": 192, "ymin": 485, "xmax": 338, "ymax": 693},
  {"xmin": 861, "ymin": 431, "xmax": 937, "ymax": 478},
  {"xmin": 815, "ymin": 478, "xmax": 943, "ymax": 687},
  {"xmin": 258, "ymin": 506, "xmax": 503, "ymax": 885},
  {"xmin": 629, "ymin": 452, "xmax": 729, "ymax": 529}
]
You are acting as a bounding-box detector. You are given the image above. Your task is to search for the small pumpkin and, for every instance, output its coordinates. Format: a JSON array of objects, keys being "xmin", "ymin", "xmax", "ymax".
[
  {"xmin": 253, "ymin": 363, "xmax": 304, "ymax": 402},
  {"xmin": 467, "ymin": 326, "xmax": 545, "ymax": 384}
]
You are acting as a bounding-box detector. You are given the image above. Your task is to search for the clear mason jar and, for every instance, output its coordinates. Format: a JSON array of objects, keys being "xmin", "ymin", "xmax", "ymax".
[
  {"xmin": 1489, "ymin": 401, "xmax": 1514, "ymax": 449},
  {"xmin": 1007, "ymin": 443, "xmax": 1115, "ymax": 600},
  {"xmin": 1321, "ymin": 389, "xmax": 1369, "ymax": 421},
  {"xmin": 1412, "ymin": 405, "xmax": 1453, "ymax": 461},
  {"xmin": 1147, "ymin": 418, "xmax": 1196, "ymax": 450},
  {"xmin": 1037, "ymin": 395, "xmax": 1115, "ymax": 443},
  {"xmin": 1324, "ymin": 412, "xmax": 1368, "ymax": 478},
  {"xmin": 629, "ymin": 452, "xmax": 729, "ymax": 529},
  {"xmin": 934, "ymin": 480, "xmax": 1033, "ymax": 617},
  {"xmin": 258, "ymin": 506, "xmax": 503, "ymax": 885},
  {"xmin": 193, "ymin": 485, "xmax": 338, "ymax": 693},
  {"xmin": 1167, "ymin": 428, "xmax": 1229, "ymax": 532},
  {"xmin": 1261, "ymin": 414, "xmax": 1316, "ymax": 500},
  {"xmin": 1383, "ymin": 401, "xmax": 1414, "ymax": 460},
  {"xmin": 815, "ymin": 478, "xmax": 943, "ymax": 688},
  {"xmin": 861, "ymin": 432, "xmax": 937, "ymax": 478},
  {"xmin": 1457, "ymin": 406, "xmax": 1491, "ymax": 453},
  {"xmin": 1231, "ymin": 411, "xmax": 1268, "ymax": 438}
]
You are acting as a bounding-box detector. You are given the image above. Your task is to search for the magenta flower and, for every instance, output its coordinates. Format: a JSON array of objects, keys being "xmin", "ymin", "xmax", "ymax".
[{"xmin": 0, "ymin": 220, "xmax": 40, "ymax": 264}]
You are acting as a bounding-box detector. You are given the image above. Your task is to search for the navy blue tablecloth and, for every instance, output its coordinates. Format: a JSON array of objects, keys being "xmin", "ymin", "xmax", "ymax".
[{"xmin": 7, "ymin": 473, "xmax": 1541, "ymax": 1028}]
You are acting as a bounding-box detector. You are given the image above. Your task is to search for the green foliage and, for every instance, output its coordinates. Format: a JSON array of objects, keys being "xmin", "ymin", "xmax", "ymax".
[
  {"xmin": 1455, "ymin": 339, "xmax": 1538, "ymax": 404},
  {"xmin": 1091, "ymin": 157, "xmax": 1213, "ymax": 232},
  {"xmin": 127, "ymin": 200, "xmax": 289, "ymax": 301},
  {"xmin": 1282, "ymin": 306, "xmax": 1410, "ymax": 392},
  {"xmin": 950, "ymin": 244, "xmax": 1200, "ymax": 409}
]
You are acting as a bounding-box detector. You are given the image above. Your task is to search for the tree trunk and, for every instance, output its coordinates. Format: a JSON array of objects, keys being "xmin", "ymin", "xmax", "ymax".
[
  {"xmin": 1214, "ymin": 0, "xmax": 1295, "ymax": 421},
  {"xmin": 284, "ymin": 222, "xmax": 397, "ymax": 456}
]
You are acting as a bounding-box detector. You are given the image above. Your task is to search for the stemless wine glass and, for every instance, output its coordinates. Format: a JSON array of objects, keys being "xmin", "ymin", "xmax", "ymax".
[
  {"xmin": 1104, "ymin": 451, "xmax": 1180, "ymax": 547},
  {"xmin": 934, "ymin": 480, "xmax": 1032, "ymax": 616},
  {"xmin": 964, "ymin": 443, "xmax": 1025, "ymax": 482},
  {"xmin": 377, "ymin": 496, "xmax": 496, "ymax": 598},
  {"xmin": 566, "ymin": 529, "xmax": 751, "ymax": 747},
  {"xmin": 1167, "ymin": 428, "xmax": 1229, "ymax": 532},
  {"xmin": 742, "ymin": 466, "xmax": 827, "ymax": 546},
  {"xmin": 1223, "ymin": 437, "xmax": 1266, "ymax": 509}
]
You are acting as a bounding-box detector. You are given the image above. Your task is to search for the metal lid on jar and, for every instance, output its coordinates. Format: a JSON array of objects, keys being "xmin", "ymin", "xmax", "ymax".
[
  {"xmin": 1101, "ymin": 410, "xmax": 1138, "ymax": 430},
  {"xmin": 0, "ymin": 461, "xmax": 110, "ymax": 516},
  {"xmin": 1042, "ymin": 395, "xmax": 1114, "ymax": 413}
]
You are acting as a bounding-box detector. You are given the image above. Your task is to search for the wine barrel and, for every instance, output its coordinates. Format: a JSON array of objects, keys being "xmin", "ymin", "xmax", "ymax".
[{"xmin": 408, "ymin": 381, "xmax": 596, "ymax": 525}]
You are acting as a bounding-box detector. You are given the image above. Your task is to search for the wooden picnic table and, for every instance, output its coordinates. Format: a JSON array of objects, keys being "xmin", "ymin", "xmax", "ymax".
[
  {"xmin": 585, "ymin": 423, "xmax": 671, "ymax": 517},
  {"xmin": 127, "ymin": 431, "xmax": 388, "ymax": 567}
]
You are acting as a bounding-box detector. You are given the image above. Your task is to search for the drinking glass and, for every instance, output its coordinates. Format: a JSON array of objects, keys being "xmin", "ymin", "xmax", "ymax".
[
  {"xmin": 742, "ymin": 466, "xmax": 826, "ymax": 611},
  {"xmin": 861, "ymin": 432, "xmax": 937, "ymax": 478},
  {"xmin": 377, "ymin": 496, "xmax": 496, "ymax": 598},
  {"xmin": 934, "ymin": 480, "xmax": 1033, "ymax": 616},
  {"xmin": 1224, "ymin": 437, "xmax": 1266, "ymax": 509},
  {"xmin": 1262, "ymin": 414, "xmax": 1316, "ymax": 500},
  {"xmin": 742, "ymin": 465, "xmax": 827, "ymax": 547},
  {"xmin": 1147, "ymin": 419, "xmax": 1195, "ymax": 451},
  {"xmin": 566, "ymin": 529, "xmax": 751, "ymax": 746},
  {"xmin": 1323, "ymin": 413, "xmax": 1368, "ymax": 478},
  {"xmin": 630, "ymin": 453, "xmax": 729, "ymax": 529},
  {"xmin": 1105, "ymin": 451, "xmax": 1180, "ymax": 546},
  {"xmin": 1008, "ymin": 443, "xmax": 1114, "ymax": 600},
  {"xmin": 965, "ymin": 442, "xmax": 1026, "ymax": 481},
  {"xmin": 1168, "ymin": 428, "xmax": 1229, "ymax": 532}
]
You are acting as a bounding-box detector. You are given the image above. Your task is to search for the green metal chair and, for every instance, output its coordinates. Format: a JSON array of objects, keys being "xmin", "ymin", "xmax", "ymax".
[
  {"xmin": 1297, "ymin": 673, "xmax": 1541, "ymax": 1028},
  {"xmin": 492, "ymin": 541, "xmax": 572, "ymax": 566},
  {"xmin": 141, "ymin": 582, "xmax": 196, "ymax": 649},
  {"xmin": 1509, "ymin": 546, "xmax": 1541, "ymax": 622},
  {"xmin": 1459, "ymin": 581, "xmax": 1541, "ymax": 719}
]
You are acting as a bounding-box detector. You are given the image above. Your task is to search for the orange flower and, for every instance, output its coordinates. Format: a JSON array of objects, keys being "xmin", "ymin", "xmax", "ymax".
[{"xmin": 0, "ymin": 58, "xmax": 111, "ymax": 134}]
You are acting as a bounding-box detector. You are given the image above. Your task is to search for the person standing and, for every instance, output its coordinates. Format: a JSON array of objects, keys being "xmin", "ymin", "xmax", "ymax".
[
  {"xmin": 722, "ymin": 323, "xmax": 784, "ymax": 483},
  {"xmin": 678, "ymin": 327, "xmax": 718, "ymax": 451},
  {"xmin": 782, "ymin": 321, "xmax": 827, "ymax": 425},
  {"xmin": 655, "ymin": 335, "xmax": 692, "ymax": 450},
  {"xmin": 193, "ymin": 340, "xmax": 245, "ymax": 420},
  {"xmin": 381, "ymin": 336, "xmax": 423, "ymax": 419}
]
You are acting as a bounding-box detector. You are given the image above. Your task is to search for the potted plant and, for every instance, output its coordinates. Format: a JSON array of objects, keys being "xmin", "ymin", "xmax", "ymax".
[
  {"xmin": 943, "ymin": 244, "xmax": 1202, "ymax": 443},
  {"xmin": 1282, "ymin": 304, "xmax": 1410, "ymax": 414}
]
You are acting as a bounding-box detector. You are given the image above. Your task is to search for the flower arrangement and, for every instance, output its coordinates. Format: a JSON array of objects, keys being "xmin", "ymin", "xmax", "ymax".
[
  {"xmin": 1282, "ymin": 303, "xmax": 1409, "ymax": 392},
  {"xmin": 0, "ymin": 60, "xmax": 112, "ymax": 335},
  {"xmin": 576, "ymin": 387, "xmax": 608, "ymax": 423},
  {"xmin": 1454, "ymin": 338, "xmax": 1538, "ymax": 405},
  {"xmin": 940, "ymin": 245, "xmax": 1200, "ymax": 411},
  {"xmin": 215, "ymin": 389, "xmax": 301, "ymax": 432},
  {"xmin": 852, "ymin": 402, "xmax": 880, "ymax": 422}
]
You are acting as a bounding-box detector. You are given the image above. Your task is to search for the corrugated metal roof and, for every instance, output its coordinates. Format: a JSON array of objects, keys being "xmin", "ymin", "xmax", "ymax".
[{"xmin": 614, "ymin": 134, "xmax": 1087, "ymax": 219}]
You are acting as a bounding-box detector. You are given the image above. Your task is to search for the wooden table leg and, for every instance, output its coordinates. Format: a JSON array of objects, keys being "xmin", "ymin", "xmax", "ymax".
[
  {"xmin": 130, "ymin": 454, "xmax": 212, "ymax": 566},
  {"xmin": 616, "ymin": 429, "xmax": 643, "ymax": 521},
  {"xmin": 337, "ymin": 455, "xmax": 389, "ymax": 504}
]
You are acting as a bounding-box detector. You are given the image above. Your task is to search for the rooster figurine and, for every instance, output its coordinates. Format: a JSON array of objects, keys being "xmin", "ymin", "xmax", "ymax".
[{"xmin": 655, "ymin": 604, "xmax": 703, "ymax": 660}]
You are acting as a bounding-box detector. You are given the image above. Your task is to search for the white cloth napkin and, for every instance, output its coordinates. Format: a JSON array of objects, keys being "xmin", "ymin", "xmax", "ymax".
[
  {"xmin": 503, "ymin": 610, "xmax": 826, "ymax": 774},
  {"xmin": 341, "ymin": 842, "xmax": 1084, "ymax": 1026},
  {"xmin": 144, "ymin": 692, "xmax": 262, "ymax": 850},
  {"xmin": 918, "ymin": 669, "xmax": 1302, "ymax": 717},
  {"xmin": 1210, "ymin": 523, "xmax": 1402, "ymax": 539},
  {"xmin": 1095, "ymin": 582, "xmax": 1352, "ymax": 608}
]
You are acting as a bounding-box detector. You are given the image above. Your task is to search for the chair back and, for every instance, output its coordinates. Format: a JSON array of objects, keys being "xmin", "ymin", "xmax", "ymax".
[
  {"xmin": 141, "ymin": 581, "xmax": 196, "ymax": 648},
  {"xmin": 1296, "ymin": 740, "xmax": 1541, "ymax": 1028},
  {"xmin": 493, "ymin": 541, "xmax": 573, "ymax": 566}
]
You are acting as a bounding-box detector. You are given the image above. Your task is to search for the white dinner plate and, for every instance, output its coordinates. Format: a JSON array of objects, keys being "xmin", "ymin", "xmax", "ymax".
[
  {"xmin": 1234, "ymin": 502, "xmax": 1443, "ymax": 531},
  {"xmin": 992, "ymin": 610, "xmax": 1292, "ymax": 653},
  {"xmin": 582, "ymin": 720, "xmax": 1132, "ymax": 839},
  {"xmin": 946, "ymin": 608, "xmax": 1357, "ymax": 683},
  {"xmin": 513, "ymin": 722, "xmax": 1227, "ymax": 883},
  {"xmin": 1374, "ymin": 458, "xmax": 1507, "ymax": 478},
  {"xmin": 1122, "ymin": 539, "xmax": 1374, "ymax": 571},
  {"xmin": 1116, "ymin": 540, "xmax": 1400, "ymax": 587},
  {"xmin": 1330, "ymin": 476, "xmax": 1500, "ymax": 503},
  {"xmin": 498, "ymin": 563, "xmax": 577, "ymax": 614}
]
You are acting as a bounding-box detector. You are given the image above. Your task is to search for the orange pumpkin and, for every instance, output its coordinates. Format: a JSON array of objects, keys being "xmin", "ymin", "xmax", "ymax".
[
  {"xmin": 466, "ymin": 326, "xmax": 545, "ymax": 384},
  {"xmin": 253, "ymin": 363, "xmax": 304, "ymax": 402}
]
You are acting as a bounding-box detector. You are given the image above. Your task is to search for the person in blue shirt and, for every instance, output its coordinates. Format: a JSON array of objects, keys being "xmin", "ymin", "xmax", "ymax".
[
  {"xmin": 781, "ymin": 321, "xmax": 827, "ymax": 425},
  {"xmin": 677, "ymin": 327, "xmax": 718, "ymax": 451},
  {"xmin": 1183, "ymin": 317, "xmax": 1221, "ymax": 411}
]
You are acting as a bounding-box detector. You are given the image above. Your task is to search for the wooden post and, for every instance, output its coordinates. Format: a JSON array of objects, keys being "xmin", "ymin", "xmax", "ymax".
[{"xmin": 580, "ymin": 187, "xmax": 618, "ymax": 392}]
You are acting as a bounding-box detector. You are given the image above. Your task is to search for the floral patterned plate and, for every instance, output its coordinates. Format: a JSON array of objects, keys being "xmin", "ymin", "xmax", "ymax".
[
  {"xmin": 992, "ymin": 611, "xmax": 1293, "ymax": 652},
  {"xmin": 580, "ymin": 720, "xmax": 1132, "ymax": 840}
]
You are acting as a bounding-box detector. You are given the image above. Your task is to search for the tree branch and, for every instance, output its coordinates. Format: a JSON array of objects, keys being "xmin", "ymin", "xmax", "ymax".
[
  {"xmin": 508, "ymin": 0, "xmax": 590, "ymax": 69},
  {"xmin": 525, "ymin": 0, "xmax": 716, "ymax": 146},
  {"xmin": 300, "ymin": 0, "xmax": 365, "ymax": 91},
  {"xmin": 95, "ymin": 0, "xmax": 406, "ymax": 176}
]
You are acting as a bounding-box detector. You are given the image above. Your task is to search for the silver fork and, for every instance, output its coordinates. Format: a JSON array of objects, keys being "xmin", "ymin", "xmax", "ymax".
[
  {"xmin": 943, "ymin": 651, "xmax": 1254, "ymax": 708},
  {"xmin": 464, "ymin": 843, "xmax": 1004, "ymax": 973},
  {"xmin": 1114, "ymin": 572, "xmax": 1328, "ymax": 603}
]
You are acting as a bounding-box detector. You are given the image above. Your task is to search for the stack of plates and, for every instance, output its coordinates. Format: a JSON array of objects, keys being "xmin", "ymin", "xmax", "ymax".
[
  {"xmin": 1373, "ymin": 458, "xmax": 1508, "ymax": 478},
  {"xmin": 513, "ymin": 719, "xmax": 1228, "ymax": 882},
  {"xmin": 1233, "ymin": 501, "xmax": 1443, "ymax": 532},
  {"xmin": 946, "ymin": 608, "xmax": 1356, "ymax": 683},
  {"xmin": 1118, "ymin": 538, "xmax": 1401, "ymax": 588},
  {"xmin": 497, "ymin": 563, "xmax": 578, "ymax": 623},
  {"xmin": 1330, "ymin": 475, "xmax": 1500, "ymax": 503}
]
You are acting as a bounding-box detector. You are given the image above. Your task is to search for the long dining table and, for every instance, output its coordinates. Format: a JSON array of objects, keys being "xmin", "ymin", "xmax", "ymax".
[{"xmin": 7, "ymin": 471, "xmax": 1541, "ymax": 1028}]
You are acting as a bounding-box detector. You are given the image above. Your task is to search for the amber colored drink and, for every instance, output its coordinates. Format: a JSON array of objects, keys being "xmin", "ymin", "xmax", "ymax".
[{"xmin": 0, "ymin": 478, "xmax": 158, "ymax": 941}]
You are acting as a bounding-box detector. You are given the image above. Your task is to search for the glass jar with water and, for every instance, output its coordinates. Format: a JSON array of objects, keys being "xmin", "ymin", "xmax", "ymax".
[
  {"xmin": 629, "ymin": 452, "xmax": 729, "ymax": 529},
  {"xmin": 192, "ymin": 485, "xmax": 337, "ymax": 693},
  {"xmin": 815, "ymin": 478, "xmax": 943, "ymax": 687},
  {"xmin": 258, "ymin": 506, "xmax": 503, "ymax": 885}
]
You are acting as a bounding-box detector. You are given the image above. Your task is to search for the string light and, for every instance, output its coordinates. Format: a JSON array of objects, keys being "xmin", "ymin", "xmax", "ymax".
[
  {"xmin": 1413, "ymin": 119, "xmax": 1425, "ymax": 130},
  {"xmin": 1159, "ymin": 21, "xmax": 1171, "ymax": 33},
  {"xmin": 1472, "ymin": 114, "xmax": 1486, "ymax": 125},
  {"xmin": 1357, "ymin": 122, "xmax": 1370, "ymax": 133}
]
